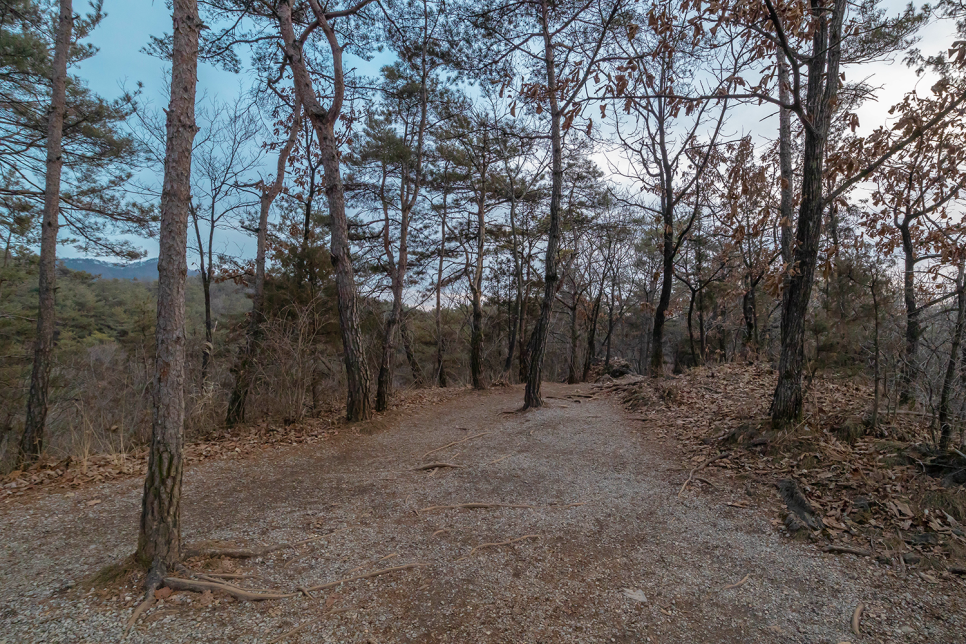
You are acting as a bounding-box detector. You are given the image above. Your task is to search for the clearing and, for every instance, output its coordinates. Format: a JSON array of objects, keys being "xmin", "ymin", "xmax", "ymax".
[{"xmin": 0, "ymin": 383, "xmax": 963, "ymax": 643}]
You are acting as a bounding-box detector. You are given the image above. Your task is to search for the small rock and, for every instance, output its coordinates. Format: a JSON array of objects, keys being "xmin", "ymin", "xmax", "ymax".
[{"xmin": 901, "ymin": 552, "xmax": 921, "ymax": 565}]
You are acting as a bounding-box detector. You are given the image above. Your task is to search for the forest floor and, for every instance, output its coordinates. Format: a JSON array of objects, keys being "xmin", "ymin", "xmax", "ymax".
[{"xmin": 0, "ymin": 381, "xmax": 964, "ymax": 643}]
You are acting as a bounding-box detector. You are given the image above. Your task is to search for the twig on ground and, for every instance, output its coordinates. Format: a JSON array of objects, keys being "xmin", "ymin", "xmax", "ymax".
[
  {"xmin": 304, "ymin": 563, "xmax": 426, "ymax": 593},
  {"xmin": 412, "ymin": 462, "xmax": 462, "ymax": 471},
  {"xmin": 418, "ymin": 502, "xmax": 536, "ymax": 513},
  {"xmin": 457, "ymin": 535, "xmax": 539, "ymax": 561},
  {"xmin": 852, "ymin": 603, "xmax": 865, "ymax": 636},
  {"xmin": 678, "ymin": 452, "xmax": 731, "ymax": 497},
  {"xmin": 485, "ymin": 455, "xmax": 511, "ymax": 466},
  {"xmin": 722, "ymin": 574, "xmax": 750, "ymax": 590},
  {"xmin": 432, "ymin": 529, "xmax": 450, "ymax": 536},
  {"xmin": 163, "ymin": 576, "xmax": 298, "ymax": 601},
  {"xmin": 823, "ymin": 545, "xmax": 872, "ymax": 557},
  {"xmin": 420, "ymin": 432, "xmax": 488, "ymax": 459}
]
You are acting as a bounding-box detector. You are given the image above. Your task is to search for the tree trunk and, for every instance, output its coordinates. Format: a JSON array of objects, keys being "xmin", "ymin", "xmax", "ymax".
[
  {"xmin": 435, "ymin": 195, "xmax": 447, "ymax": 388},
  {"xmin": 19, "ymin": 0, "xmax": 72, "ymax": 466},
  {"xmin": 899, "ymin": 219, "xmax": 919, "ymax": 404},
  {"xmin": 279, "ymin": 0, "xmax": 371, "ymax": 421},
  {"xmin": 137, "ymin": 0, "xmax": 199, "ymax": 585},
  {"xmin": 582, "ymin": 287, "xmax": 604, "ymax": 381},
  {"xmin": 650, "ymin": 202, "xmax": 674, "ymax": 376},
  {"xmin": 400, "ymin": 312, "xmax": 424, "ymax": 385},
  {"xmin": 742, "ymin": 281, "xmax": 757, "ymax": 349},
  {"xmin": 226, "ymin": 102, "xmax": 301, "ymax": 427},
  {"xmin": 939, "ymin": 261, "xmax": 965, "ymax": 452},
  {"xmin": 524, "ymin": 0, "xmax": 562, "ymax": 408},
  {"xmin": 567, "ymin": 291, "xmax": 580, "ymax": 384},
  {"xmin": 771, "ymin": 0, "xmax": 844, "ymax": 426}
]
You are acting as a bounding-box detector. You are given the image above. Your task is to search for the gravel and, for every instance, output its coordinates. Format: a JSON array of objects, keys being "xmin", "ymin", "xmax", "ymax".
[{"xmin": 0, "ymin": 383, "xmax": 963, "ymax": 643}]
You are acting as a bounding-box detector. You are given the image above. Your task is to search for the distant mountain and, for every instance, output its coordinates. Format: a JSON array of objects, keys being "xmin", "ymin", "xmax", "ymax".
[{"xmin": 61, "ymin": 257, "xmax": 198, "ymax": 281}]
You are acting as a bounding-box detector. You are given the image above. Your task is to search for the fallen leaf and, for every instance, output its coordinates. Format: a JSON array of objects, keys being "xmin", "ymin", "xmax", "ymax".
[
  {"xmin": 154, "ymin": 586, "xmax": 172, "ymax": 600},
  {"xmin": 622, "ymin": 588, "xmax": 648, "ymax": 602},
  {"xmin": 198, "ymin": 590, "xmax": 213, "ymax": 606},
  {"xmin": 86, "ymin": 499, "xmax": 102, "ymax": 507}
]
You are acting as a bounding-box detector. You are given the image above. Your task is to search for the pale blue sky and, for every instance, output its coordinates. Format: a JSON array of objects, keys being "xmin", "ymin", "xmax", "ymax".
[{"xmin": 62, "ymin": 0, "xmax": 958, "ymax": 264}]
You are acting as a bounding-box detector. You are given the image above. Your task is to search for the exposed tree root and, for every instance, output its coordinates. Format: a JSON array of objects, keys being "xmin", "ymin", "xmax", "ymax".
[
  {"xmin": 412, "ymin": 462, "xmax": 462, "ymax": 471},
  {"xmin": 420, "ymin": 432, "xmax": 488, "ymax": 459},
  {"xmin": 191, "ymin": 571, "xmax": 255, "ymax": 579},
  {"xmin": 183, "ymin": 535, "xmax": 325, "ymax": 560},
  {"xmin": 163, "ymin": 576, "xmax": 299, "ymax": 601},
  {"xmin": 823, "ymin": 545, "xmax": 872, "ymax": 557},
  {"xmin": 418, "ymin": 502, "xmax": 536, "ymax": 513},
  {"xmin": 123, "ymin": 573, "xmax": 161, "ymax": 634},
  {"xmin": 852, "ymin": 602, "xmax": 865, "ymax": 636},
  {"xmin": 304, "ymin": 563, "xmax": 427, "ymax": 592}
]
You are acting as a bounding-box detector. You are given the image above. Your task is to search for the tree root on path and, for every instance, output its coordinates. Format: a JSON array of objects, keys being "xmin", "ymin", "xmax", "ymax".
[
  {"xmin": 418, "ymin": 502, "xmax": 536, "ymax": 513},
  {"xmin": 420, "ymin": 432, "xmax": 489, "ymax": 459},
  {"xmin": 124, "ymin": 576, "xmax": 160, "ymax": 635},
  {"xmin": 412, "ymin": 462, "xmax": 462, "ymax": 471},
  {"xmin": 183, "ymin": 534, "xmax": 325, "ymax": 560},
  {"xmin": 457, "ymin": 535, "xmax": 539, "ymax": 561},
  {"xmin": 164, "ymin": 576, "xmax": 299, "ymax": 601},
  {"xmin": 303, "ymin": 563, "xmax": 427, "ymax": 592}
]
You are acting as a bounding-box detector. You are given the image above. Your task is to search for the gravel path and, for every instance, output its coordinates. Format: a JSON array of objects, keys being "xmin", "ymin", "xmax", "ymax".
[{"xmin": 1, "ymin": 383, "xmax": 963, "ymax": 643}]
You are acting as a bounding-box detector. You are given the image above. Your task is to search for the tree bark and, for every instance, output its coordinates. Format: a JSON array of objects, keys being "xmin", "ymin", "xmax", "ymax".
[
  {"xmin": 279, "ymin": 0, "xmax": 371, "ymax": 421},
  {"xmin": 524, "ymin": 0, "xmax": 563, "ymax": 408},
  {"xmin": 435, "ymin": 188, "xmax": 448, "ymax": 387},
  {"xmin": 227, "ymin": 102, "xmax": 302, "ymax": 427},
  {"xmin": 771, "ymin": 0, "xmax": 845, "ymax": 426},
  {"xmin": 19, "ymin": 0, "xmax": 72, "ymax": 467},
  {"xmin": 939, "ymin": 260, "xmax": 965, "ymax": 452},
  {"xmin": 137, "ymin": 0, "xmax": 200, "ymax": 584},
  {"xmin": 470, "ymin": 181, "xmax": 487, "ymax": 390},
  {"xmin": 898, "ymin": 217, "xmax": 920, "ymax": 404}
]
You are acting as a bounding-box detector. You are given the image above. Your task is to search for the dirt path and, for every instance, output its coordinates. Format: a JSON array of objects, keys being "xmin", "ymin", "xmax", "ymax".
[{"xmin": 1, "ymin": 383, "xmax": 963, "ymax": 643}]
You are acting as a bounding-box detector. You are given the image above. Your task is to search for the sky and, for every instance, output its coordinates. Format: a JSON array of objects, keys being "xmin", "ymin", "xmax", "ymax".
[{"xmin": 63, "ymin": 0, "xmax": 961, "ymax": 266}]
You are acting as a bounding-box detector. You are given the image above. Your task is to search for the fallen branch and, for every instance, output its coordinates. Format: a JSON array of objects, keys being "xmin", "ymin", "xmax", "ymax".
[
  {"xmin": 823, "ymin": 545, "xmax": 872, "ymax": 557},
  {"xmin": 678, "ymin": 452, "xmax": 731, "ymax": 497},
  {"xmin": 163, "ymin": 576, "xmax": 298, "ymax": 601},
  {"xmin": 851, "ymin": 603, "xmax": 865, "ymax": 636},
  {"xmin": 412, "ymin": 463, "xmax": 462, "ymax": 471},
  {"xmin": 183, "ymin": 535, "xmax": 324, "ymax": 560},
  {"xmin": 418, "ymin": 502, "xmax": 536, "ymax": 513},
  {"xmin": 304, "ymin": 563, "xmax": 426, "ymax": 593},
  {"xmin": 420, "ymin": 432, "xmax": 488, "ymax": 459},
  {"xmin": 722, "ymin": 574, "xmax": 749, "ymax": 590},
  {"xmin": 457, "ymin": 535, "xmax": 539, "ymax": 561}
]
